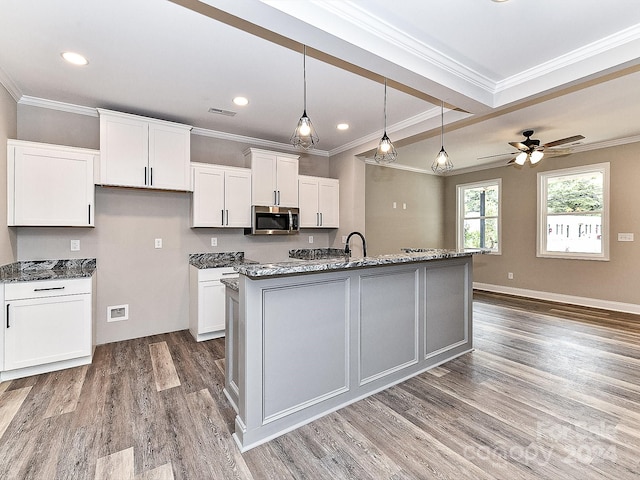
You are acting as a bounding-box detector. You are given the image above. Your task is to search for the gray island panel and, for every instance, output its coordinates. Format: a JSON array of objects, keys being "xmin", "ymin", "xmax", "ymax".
[{"xmin": 225, "ymin": 254, "xmax": 476, "ymax": 451}]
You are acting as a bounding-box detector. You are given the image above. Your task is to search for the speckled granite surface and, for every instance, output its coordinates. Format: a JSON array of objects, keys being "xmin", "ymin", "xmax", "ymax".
[
  {"xmin": 220, "ymin": 278, "xmax": 239, "ymax": 292},
  {"xmin": 0, "ymin": 259, "xmax": 96, "ymax": 283},
  {"xmin": 189, "ymin": 252, "xmax": 258, "ymax": 269},
  {"xmin": 289, "ymin": 248, "xmax": 347, "ymax": 260},
  {"xmin": 236, "ymin": 249, "xmax": 484, "ymax": 278}
]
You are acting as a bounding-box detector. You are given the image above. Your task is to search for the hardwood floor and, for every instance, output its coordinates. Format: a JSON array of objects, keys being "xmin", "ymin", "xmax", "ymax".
[{"xmin": 1, "ymin": 291, "xmax": 639, "ymax": 479}]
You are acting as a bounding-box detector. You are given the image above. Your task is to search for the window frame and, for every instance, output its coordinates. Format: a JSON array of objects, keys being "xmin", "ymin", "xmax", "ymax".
[
  {"xmin": 537, "ymin": 162, "xmax": 610, "ymax": 261},
  {"xmin": 456, "ymin": 178, "xmax": 502, "ymax": 254}
]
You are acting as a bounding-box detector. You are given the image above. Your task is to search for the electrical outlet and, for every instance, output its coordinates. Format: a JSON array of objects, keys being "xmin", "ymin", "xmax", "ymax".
[
  {"xmin": 393, "ymin": 202, "xmax": 397, "ymax": 209},
  {"xmin": 107, "ymin": 304, "xmax": 129, "ymax": 322},
  {"xmin": 308, "ymin": 235, "xmax": 314, "ymax": 244},
  {"xmin": 70, "ymin": 239, "xmax": 80, "ymax": 251},
  {"xmin": 211, "ymin": 237, "xmax": 218, "ymax": 247},
  {"xmin": 342, "ymin": 235, "xmax": 347, "ymax": 243},
  {"xmin": 403, "ymin": 203, "xmax": 407, "ymax": 210},
  {"xmin": 155, "ymin": 238, "xmax": 163, "ymax": 249},
  {"xmin": 508, "ymin": 272, "xmax": 514, "ymax": 280}
]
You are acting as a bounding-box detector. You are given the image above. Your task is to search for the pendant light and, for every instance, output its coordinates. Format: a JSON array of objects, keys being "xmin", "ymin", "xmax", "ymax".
[
  {"xmin": 291, "ymin": 45, "xmax": 319, "ymax": 150},
  {"xmin": 431, "ymin": 100, "xmax": 453, "ymax": 174},
  {"xmin": 374, "ymin": 78, "xmax": 397, "ymax": 164}
]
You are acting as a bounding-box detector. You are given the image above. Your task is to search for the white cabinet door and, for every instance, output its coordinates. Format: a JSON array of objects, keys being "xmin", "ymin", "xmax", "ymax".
[
  {"xmin": 148, "ymin": 121, "xmax": 191, "ymax": 191},
  {"xmin": 298, "ymin": 176, "xmax": 320, "ymax": 227},
  {"xmin": 318, "ymin": 178, "xmax": 340, "ymax": 228},
  {"xmin": 224, "ymin": 169, "xmax": 252, "ymax": 227},
  {"xmin": 247, "ymin": 148, "xmax": 299, "ymax": 206},
  {"xmin": 191, "ymin": 165, "xmax": 225, "ymax": 227},
  {"xmin": 250, "ymin": 151, "xmax": 278, "ymax": 206},
  {"xmin": 99, "ymin": 109, "xmax": 191, "ymax": 191},
  {"xmin": 191, "ymin": 164, "xmax": 251, "ymax": 228},
  {"xmin": 4, "ymin": 294, "xmax": 92, "ymax": 371},
  {"xmin": 298, "ymin": 175, "xmax": 339, "ymax": 228},
  {"xmin": 199, "ymin": 281, "xmax": 227, "ymax": 334},
  {"xmin": 99, "ymin": 112, "xmax": 149, "ymax": 188},
  {"xmin": 276, "ymin": 157, "xmax": 299, "ymax": 207},
  {"xmin": 8, "ymin": 141, "xmax": 95, "ymax": 226}
]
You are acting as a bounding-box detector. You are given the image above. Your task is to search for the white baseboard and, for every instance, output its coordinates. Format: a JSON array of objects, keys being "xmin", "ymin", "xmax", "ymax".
[{"xmin": 473, "ymin": 282, "xmax": 640, "ymax": 315}]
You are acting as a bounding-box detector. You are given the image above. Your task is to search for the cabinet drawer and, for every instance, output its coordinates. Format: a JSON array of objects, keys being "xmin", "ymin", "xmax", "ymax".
[
  {"xmin": 5, "ymin": 278, "xmax": 92, "ymax": 301},
  {"xmin": 197, "ymin": 267, "xmax": 238, "ymax": 282}
]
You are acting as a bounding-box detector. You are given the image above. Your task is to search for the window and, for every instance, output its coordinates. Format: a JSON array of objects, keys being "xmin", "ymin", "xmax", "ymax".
[
  {"xmin": 457, "ymin": 179, "xmax": 501, "ymax": 253},
  {"xmin": 537, "ymin": 163, "xmax": 609, "ymax": 260}
]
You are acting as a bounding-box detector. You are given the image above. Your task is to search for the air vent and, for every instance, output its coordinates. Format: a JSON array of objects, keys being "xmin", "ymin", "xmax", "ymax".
[{"xmin": 208, "ymin": 107, "xmax": 237, "ymax": 117}]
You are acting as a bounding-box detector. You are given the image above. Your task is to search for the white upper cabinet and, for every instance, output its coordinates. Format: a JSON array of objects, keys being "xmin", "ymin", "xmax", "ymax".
[
  {"xmin": 7, "ymin": 140, "xmax": 96, "ymax": 227},
  {"xmin": 98, "ymin": 109, "xmax": 192, "ymax": 191},
  {"xmin": 298, "ymin": 175, "xmax": 339, "ymax": 228},
  {"xmin": 245, "ymin": 148, "xmax": 299, "ymax": 207},
  {"xmin": 191, "ymin": 163, "xmax": 251, "ymax": 228}
]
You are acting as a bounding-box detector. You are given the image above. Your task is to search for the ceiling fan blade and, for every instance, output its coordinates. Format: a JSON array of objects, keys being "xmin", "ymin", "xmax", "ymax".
[
  {"xmin": 544, "ymin": 148, "xmax": 572, "ymax": 156},
  {"xmin": 542, "ymin": 135, "xmax": 585, "ymax": 148},
  {"xmin": 477, "ymin": 152, "xmax": 514, "ymax": 160},
  {"xmin": 509, "ymin": 141, "xmax": 528, "ymax": 150},
  {"xmin": 507, "ymin": 157, "xmax": 517, "ymax": 165}
]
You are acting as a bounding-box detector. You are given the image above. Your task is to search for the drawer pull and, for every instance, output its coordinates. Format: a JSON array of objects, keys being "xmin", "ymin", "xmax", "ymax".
[
  {"xmin": 33, "ymin": 286, "xmax": 66, "ymax": 292},
  {"xmin": 222, "ymin": 272, "xmax": 238, "ymax": 276}
]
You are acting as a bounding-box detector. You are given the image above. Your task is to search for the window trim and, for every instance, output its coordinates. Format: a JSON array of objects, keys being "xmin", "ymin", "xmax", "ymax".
[
  {"xmin": 537, "ymin": 162, "xmax": 610, "ymax": 261},
  {"xmin": 456, "ymin": 178, "xmax": 502, "ymax": 254}
]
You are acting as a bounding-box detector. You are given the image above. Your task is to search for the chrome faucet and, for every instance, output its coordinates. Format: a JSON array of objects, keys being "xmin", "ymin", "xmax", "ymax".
[{"xmin": 344, "ymin": 231, "xmax": 367, "ymax": 258}]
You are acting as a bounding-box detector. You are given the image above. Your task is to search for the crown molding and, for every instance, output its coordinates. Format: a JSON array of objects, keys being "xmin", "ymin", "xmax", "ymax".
[
  {"xmin": 191, "ymin": 127, "xmax": 330, "ymax": 157},
  {"xmin": 0, "ymin": 66, "xmax": 22, "ymax": 102},
  {"xmin": 18, "ymin": 95, "xmax": 99, "ymax": 117},
  {"xmin": 363, "ymin": 158, "xmax": 433, "ymax": 176},
  {"xmin": 496, "ymin": 24, "xmax": 640, "ymax": 94}
]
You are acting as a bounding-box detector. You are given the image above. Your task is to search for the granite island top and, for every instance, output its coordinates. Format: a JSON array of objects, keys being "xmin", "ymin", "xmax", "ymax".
[
  {"xmin": 221, "ymin": 278, "xmax": 239, "ymax": 292},
  {"xmin": 0, "ymin": 259, "xmax": 96, "ymax": 283},
  {"xmin": 235, "ymin": 249, "xmax": 487, "ymax": 278},
  {"xmin": 189, "ymin": 252, "xmax": 258, "ymax": 269}
]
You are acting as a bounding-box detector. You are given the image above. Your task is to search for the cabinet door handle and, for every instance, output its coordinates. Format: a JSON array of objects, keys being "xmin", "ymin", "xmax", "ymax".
[
  {"xmin": 6, "ymin": 303, "xmax": 9, "ymax": 328},
  {"xmin": 150, "ymin": 167, "xmax": 153, "ymax": 186},
  {"xmin": 33, "ymin": 286, "xmax": 66, "ymax": 292},
  {"xmin": 88, "ymin": 204, "xmax": 91, "ymax": 225},
  {"xmin": 277, "ymin": 190, "xmax": 281, "ymax": 205},
  {"xmin": 273, "ymin": 190, "xmax": 277, "ymax": 205},
  {"xmin": 320, "ymin": 212, "xmax": 323, "ymax": 226},
  {"xmin": 226, "ymin": 210, "xmax": 229, "ymax": 226},
  {"xmin": 221, "ymin": 209, "xmax": 225, "ymax": 225},
  {"xmin": 144, "ymin": 167, "xmax": 148, "ymax": 185}
]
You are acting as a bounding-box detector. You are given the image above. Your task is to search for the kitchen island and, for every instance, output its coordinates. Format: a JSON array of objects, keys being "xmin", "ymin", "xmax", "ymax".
[{"xmin": 224, "ymin": 250, "xmax": 480, "ymax": 451}]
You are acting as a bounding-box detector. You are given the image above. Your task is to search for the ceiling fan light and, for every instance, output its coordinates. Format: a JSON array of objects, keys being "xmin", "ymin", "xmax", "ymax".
[
  {"xmin": 530, "ymin": 150, "xmax": 544, "ymax": 164},
  {"xmin": 515, "ymin": 151, "xmax": 528, "ymax": 166}
]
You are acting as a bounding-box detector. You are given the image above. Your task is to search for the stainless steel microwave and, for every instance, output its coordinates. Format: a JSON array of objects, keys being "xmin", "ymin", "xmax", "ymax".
[{"xmin": 246, "ymin": 206, "xmax": 300, "ymax": 235}]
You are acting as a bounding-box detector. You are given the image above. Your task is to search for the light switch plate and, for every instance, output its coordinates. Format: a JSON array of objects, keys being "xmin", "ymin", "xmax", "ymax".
[
  {"xmin": 618, "ymin": 233, "xmax": 634, "ymax": 242},
  {"xmin": 155, "ymin": 238, "xmax": 163, "ymax": 248},
  {"xmin": 211, "ymin": 237, "xmax": 218, "ymax": 247},
  {"xmin": 70, "ymin": 239, "xmax": 80, "ymax": 251}
]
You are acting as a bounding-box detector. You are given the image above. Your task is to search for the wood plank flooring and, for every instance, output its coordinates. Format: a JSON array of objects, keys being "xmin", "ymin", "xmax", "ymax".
[{"xmin": 1, "ymin": 291, "xmax": 639, "ymax": 479}]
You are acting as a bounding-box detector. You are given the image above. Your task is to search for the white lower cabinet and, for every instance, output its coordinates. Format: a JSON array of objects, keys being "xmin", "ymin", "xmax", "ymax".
[
  {"xmin": 189, "ymin": 266, "xmax": 238, "ymax": 341},
  {"xmin": 1, "ymin": 277, "xmax": 94, "ymax": 380}
]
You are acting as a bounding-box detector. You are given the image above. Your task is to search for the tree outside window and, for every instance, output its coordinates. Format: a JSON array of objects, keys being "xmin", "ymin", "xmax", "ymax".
[{"xmin": 457, "ymin": 180, "xmax": 501, "ymax": 253}]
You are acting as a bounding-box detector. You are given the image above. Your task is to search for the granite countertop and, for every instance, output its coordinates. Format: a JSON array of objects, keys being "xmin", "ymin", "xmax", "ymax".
[
  {"xmin": 236, "ymin": 249, "xmax": 486, "ymax": 278},
  {"xmin": 220, "ymin": 278, "xmax": 239, "ymax": 292},
  {"xmin": 0, "ymin": 259, "xmax": 96, "ymax": 283},
  {"xmin": 189, "ymin": 252, "xmax": 258, "ymax": 269},
  {"xmin": 289, "ymin": 248, "xmax": 347, "ymax": 260}
]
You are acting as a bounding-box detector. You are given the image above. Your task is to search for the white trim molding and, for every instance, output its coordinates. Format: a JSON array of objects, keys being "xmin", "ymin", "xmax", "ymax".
[{"xmin": 474, "ymin": 282, "xmax": 640, "ymax": 315}]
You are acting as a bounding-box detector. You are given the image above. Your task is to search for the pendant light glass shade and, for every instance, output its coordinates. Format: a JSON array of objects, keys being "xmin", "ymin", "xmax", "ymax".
[
  {"xmin": 374, "ymin": 78, "xmax": 397, "ymax": 164},
  {"xmin": 431, "ymin": 101, "xmax": 453, "ymax": 174},
  {"xmin": 291, "ymin": 46, "xmax": 319, "ymax": 150}
]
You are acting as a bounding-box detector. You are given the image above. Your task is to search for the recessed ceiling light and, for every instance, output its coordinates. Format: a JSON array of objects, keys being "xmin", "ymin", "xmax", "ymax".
[
  {"xmin": 61, "ymin": 51, "xmax": 88, "ymax": 66},
  {"xmin": 491, "ymin": 0, "xmax": 509, "ymax": 2},
  {"xmin": 337, "ymin": 123, "xmax": 349, "ymax": 130},
  {"xmin": 233, "ymin": 96, "xmax": 249, "ymax": 106}
]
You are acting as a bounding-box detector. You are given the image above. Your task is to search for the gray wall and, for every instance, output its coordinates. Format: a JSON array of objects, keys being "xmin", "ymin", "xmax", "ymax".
[
  {"xmin": 444, "ymin": 143, "xmax": 640, "ymax": 306},
  {"xmin": 365, "ymin": 165, "xmax": 445, "ymax": 255},
  {"xmin": 16, "ymin": 105, "xmax": 334, "ymax": 344},
  {"xmin": 0, "ymin": 85, "xmax": 17, "ymax": 264}
]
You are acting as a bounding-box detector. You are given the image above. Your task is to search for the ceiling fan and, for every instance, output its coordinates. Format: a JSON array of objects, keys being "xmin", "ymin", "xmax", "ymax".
[{"xmin": 506, "ymin": 129, "xmax": 585, "ymax": 166}]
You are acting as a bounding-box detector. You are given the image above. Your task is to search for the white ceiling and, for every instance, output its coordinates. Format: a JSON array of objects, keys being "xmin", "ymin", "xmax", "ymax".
[{"xmin": 1, "ymin": 0, "xmax": 640, "ymax": 172}]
